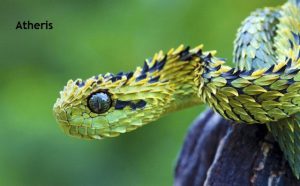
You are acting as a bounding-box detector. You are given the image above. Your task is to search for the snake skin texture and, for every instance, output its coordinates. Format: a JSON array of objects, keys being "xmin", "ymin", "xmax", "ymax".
[
  {"xmin": 233, "ymin": 2, "xmax": 300, "ymax": 178},
  {"xmin": 53, "ymin": 0, "xmax": 300, "ymax": 178}
]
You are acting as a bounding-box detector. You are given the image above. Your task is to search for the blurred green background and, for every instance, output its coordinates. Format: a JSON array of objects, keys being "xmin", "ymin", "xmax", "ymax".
[{"xmin": 0, "ymin": 0, "xmax": 285, "ymax": 185}]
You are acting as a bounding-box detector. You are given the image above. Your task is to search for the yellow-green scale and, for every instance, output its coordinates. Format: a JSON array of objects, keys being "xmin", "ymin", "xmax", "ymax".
[{"xmin": 53, "ymin": 0, "xmax": 300, "ymax": 179}]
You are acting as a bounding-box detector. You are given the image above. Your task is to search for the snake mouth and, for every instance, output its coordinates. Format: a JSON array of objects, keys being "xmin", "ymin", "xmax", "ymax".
[
  {"xmin": 59, "ymin": 123, "xmax": 122, "ymax": 139},
  {"xmin": 53, "ymin": 107, "xmax": 103, "ymax": 139},
  {"xmin": 53, "ymin": 106, "xmax": 122, "ymax": 140},
  {"xmin": 53, "ymin": 99, "xmax": 95, "ymax": 139},
  {"xmin": 60, "ymin": 124, "xmax": 104, "ymax": 140},
  {"xmin": 54, "ymin": 115, "xmax": 104, "ymax": 140}
]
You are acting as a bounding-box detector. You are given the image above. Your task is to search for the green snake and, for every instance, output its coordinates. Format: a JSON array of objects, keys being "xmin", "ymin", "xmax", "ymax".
[{"xmin": 54, "ymin": 0, "xmax": 300, "ymax": 178}]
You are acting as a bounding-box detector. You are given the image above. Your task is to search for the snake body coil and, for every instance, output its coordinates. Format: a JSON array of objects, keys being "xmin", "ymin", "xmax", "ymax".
[{"xmin": 54, "ymin": 0, "xmax": 300, "ymax": 178}]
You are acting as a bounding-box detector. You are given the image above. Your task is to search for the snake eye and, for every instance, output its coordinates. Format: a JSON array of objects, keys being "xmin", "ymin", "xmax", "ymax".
[{"xmin": 88, "ymin": 92, "xmax": 112, "ymax": 114}]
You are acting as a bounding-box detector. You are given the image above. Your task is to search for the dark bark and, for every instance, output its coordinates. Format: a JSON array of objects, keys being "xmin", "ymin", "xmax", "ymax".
[{"xmin": 175, "ymin": 109, "xmax": 300, "ymax": 186}]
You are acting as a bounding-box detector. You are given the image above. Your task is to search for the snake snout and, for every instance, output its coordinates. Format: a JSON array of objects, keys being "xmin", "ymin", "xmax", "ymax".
[{"xmin": 53, "ymin": 97, "xmax": 70, "ymax": 129}]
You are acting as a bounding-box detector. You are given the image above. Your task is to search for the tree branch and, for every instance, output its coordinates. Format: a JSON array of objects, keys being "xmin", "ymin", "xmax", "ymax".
[{"xmin": 175, "ymin": 109, "xmax": 300, "ymax": 186}]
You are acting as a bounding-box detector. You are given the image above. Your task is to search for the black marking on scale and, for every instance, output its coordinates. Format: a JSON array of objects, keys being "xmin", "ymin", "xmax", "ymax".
[
  {"xmin": 157, "ymin": 55, "xmax": 167, "ymax": 71},
  {"xmin": 264, "ymin": 65, "xmax": 275, "ymax": 74},
  {"xmin": 289, "ymin": 39, "xmax": 294, "ymax": 50},
  {"xmin": 286, "ymin": 68, "xmax": 299, "ymax": 75},
  {"xmin": 115, "ymin": 100, "xmax": 131, "ymax": 110},
  {"xmin": 292, "ymin": 32, "xmax": 300, "ymax": 45},
  {"xmin": 142, "ymin": 61, "xmax": 149, "ymax": 74},
  {"xmin": 136, "ymin": 74, "xmax": 147, "ymax": 82},
  {"xmin": 135, "ymin": 100, "xmax": 147, "ymax": 109},
  {"xmin": 179, "ymin": 46, "xmax": 190, "ymax": 59},
  {"xmin": 286, "ymin": 58, "xmax": 292, "ymax": 69},
  {"xmin": 126, "ymin": 72, "xmax": 134, "ymax": 80},
  {"xmin": 75, "ymin": 80, "xmax": 85, "ymax": 87},
  {"xmin": 148, "ymin": 61, "xmax": 158, "ymax": 73},
  {"xmin": 148, "ymin": 76, "xmax": 160, "ymax": 83}
]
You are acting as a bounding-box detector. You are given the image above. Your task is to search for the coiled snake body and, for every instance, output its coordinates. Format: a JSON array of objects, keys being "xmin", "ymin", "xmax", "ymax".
[{"xmin": 54, "ymin": 0, "xmax": 300, "ymax": 178}]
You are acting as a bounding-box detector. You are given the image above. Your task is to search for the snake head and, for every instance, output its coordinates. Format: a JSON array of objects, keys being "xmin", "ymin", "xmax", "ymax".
[
  {"xmin": 54, "ymin": 45, "xmax": 204, "ymax": 139},
  {"xmin": 53, "ymin": 70, "xmax": 174, "ymax": 139}
]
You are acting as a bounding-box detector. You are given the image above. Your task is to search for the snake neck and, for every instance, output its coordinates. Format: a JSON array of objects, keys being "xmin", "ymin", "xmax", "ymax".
[
  {"xmin": 140, "ymin": 44, "xmax": 233, "ymax": 115},
  {"xmin": 102, "ymin": 45, "xmax": 227, "ymax": 116},
  {"xmin": 128, "ymin": 45, "xmax": 206, "ymax": 115}
]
